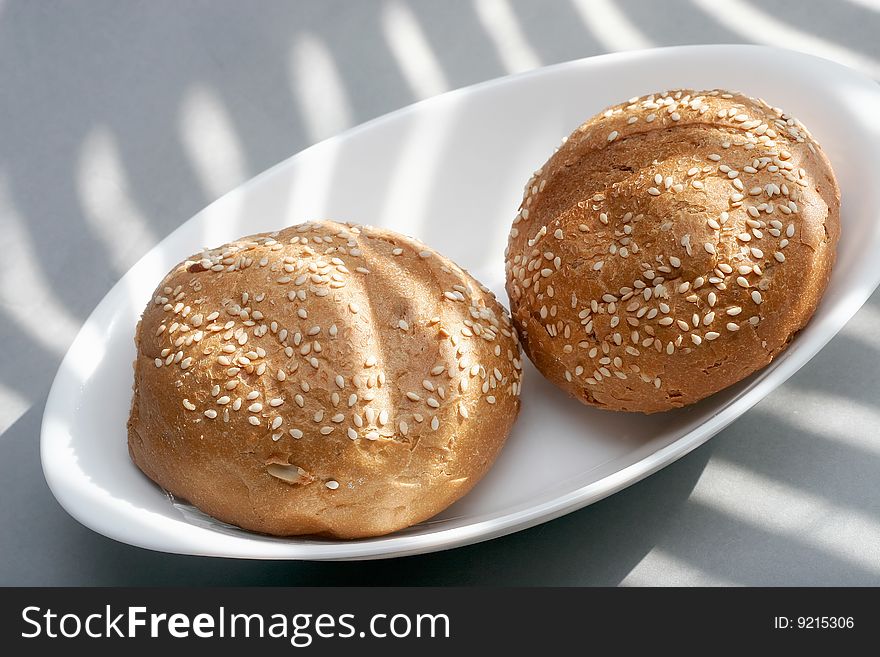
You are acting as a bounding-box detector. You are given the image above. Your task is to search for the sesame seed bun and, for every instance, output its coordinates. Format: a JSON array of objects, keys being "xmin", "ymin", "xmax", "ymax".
[
  {"xmin": 128, "ymin": 220, "xmax": 522, "ymax": 538},
  {"xmin": 505, "ymin": 89, "xmax": 839, "ymax": 413}
]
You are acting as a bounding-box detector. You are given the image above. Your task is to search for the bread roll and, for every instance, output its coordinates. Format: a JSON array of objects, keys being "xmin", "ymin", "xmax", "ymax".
[
  {"xmin": 505, "ymin": 89, "xmax": 839, "ymax": 413},
  {"xmin": 128, "ymin": 220, "xmax": 522, "ymax": 538}
]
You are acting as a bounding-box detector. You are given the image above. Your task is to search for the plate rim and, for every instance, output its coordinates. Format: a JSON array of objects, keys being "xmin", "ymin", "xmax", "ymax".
[{"xmin": 41, "ymin": 43, "xmax": 880, "ymax": 561}]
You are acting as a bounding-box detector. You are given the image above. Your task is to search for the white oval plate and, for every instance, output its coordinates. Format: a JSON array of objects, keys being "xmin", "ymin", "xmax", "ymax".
[{"xmin": 42, "ymin": 45, "xmax": 880, "ymax": 560}]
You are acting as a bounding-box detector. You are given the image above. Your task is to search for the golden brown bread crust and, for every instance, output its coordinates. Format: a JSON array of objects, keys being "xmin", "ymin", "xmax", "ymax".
[
  {"xmin": 128, "ymin": 220, "xmax": 522, "ymax": 538},
  {"xmin": 505, "ymin": 89, "xmax": 839, "ymax": 413}
]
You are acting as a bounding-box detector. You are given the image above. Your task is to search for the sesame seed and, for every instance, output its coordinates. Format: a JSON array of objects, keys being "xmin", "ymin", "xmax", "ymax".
[
  {"xmin": 248, "ymin": 403, "xmax": 262, "ymax": 413},
  {"xmin": 271, "ymin": 417, "xmax": 283, "ymax": 430},
  {"xmin": 648, "ymin": 187, "xmax": 661, "ymax": 196},
  {"xmin": 325, "ymin": 480, "xmax": 339, "ymax": 490},
  {"xmin": 269, "ymin": 398, "xmax": 283, "ymax": 407},
  {"xmin": 680, "ymin": 234, "xmax": 692, "ymax": 256},
  {"xmin": 320, "ymin": 426, "xmax": 333, "ymax": 435},
  {"xmin": 705, "ymin": 332, "xmax": 720, "ymax": 341},
  {"xmin": 607, "ymin": 130, "xmax": 619, "ymax": 142},
  {"xmin": 182, "ymin": 399, "xmax": 196, "ymax": 411},
  {"xmin": 431, "ymin": 417, "xmax": 440, "ymax": 430},
  {"xmin": 704, "ymin": 242, "xmax": 716, "ymax": 255},
  {"xmin": 247, "ymin": 416, "xmax": 260, "ymax": 426},
  {"xmin": 289, "ymin": 429, "xmax": 303, "ymax": 439},
  {"xmin": 751, "ymin": 291, "xmax": 763, "ymax": 304},
  {"xmin": 203, "ymin": 409, "xmax": 217, "ymax": 419},
  {"xmin": 727, "ymin": 322, "xmax": 740, "ymax": 331},
  {"xmin": 736, "ymin": 277, "xmax": 750, "ymax": 288},
  {"xmin": 774, "ymin": 252, "xmax": 785, "ymax": 262},
  {"xmin": 406, "ymin": 392, "xmax": 421, "ymax": 402}
]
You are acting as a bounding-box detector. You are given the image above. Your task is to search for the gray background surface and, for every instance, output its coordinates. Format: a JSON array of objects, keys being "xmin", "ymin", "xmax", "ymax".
[{"xmin": 2, "ymin": 0, "xmax": 879, "ymax": 585}]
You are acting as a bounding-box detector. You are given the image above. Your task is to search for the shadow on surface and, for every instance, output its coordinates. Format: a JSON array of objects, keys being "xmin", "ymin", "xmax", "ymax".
[
  {"xmin": 5, "ymin": 396, "xmax": 712, "ymax": 585},
  {"xmin": 2, "ymin": 0, "xmax": 880, "ymax": 586}
]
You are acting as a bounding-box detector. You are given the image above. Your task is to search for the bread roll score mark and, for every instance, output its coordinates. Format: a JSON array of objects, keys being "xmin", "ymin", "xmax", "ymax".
[
  {"xmin": 147, "ymin": 221, "xmax": 522, "ymax": 489},
  {"xmin": 505, "ymin": 89, "xmax": 835, "ymax": 411}
]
